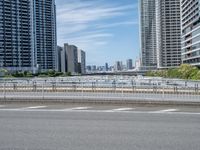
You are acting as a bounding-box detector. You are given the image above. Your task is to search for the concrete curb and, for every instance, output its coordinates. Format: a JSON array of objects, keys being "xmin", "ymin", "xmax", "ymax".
[{"xmin": 0, "ymin": 97, "xmax": 200, "ymax": 107}]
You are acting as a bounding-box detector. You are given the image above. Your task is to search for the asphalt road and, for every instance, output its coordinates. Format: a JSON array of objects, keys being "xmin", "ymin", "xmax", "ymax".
[{"xmin": 0, "ymin": 106, "xmax": 200, "ymax": 150}]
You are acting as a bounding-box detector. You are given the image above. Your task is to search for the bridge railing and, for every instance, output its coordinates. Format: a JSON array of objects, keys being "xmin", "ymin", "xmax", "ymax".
[{"xmin": 0, "ymin": 81, "xmax": 200, "ymax": 102}]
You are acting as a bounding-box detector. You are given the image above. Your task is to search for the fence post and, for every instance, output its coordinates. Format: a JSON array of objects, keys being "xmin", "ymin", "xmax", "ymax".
[
  {"xmin": 162, "ymin": 86, "xmax": 165, "ymax": 100},
  {"xmin": 122, "ymin": 84, "xmax": 124, "ymax": 98},
  {"xmin": 3, "ymin": 82, "xmax": 6, "ymax": 100},
  {"xmin": 82, "ymin": 82, "xmax": 84, "ymax": 97},
  {"xmin": 195, "ymin": 84, "xmax": 198, "ymax": 93},
  {"xmin": 42, "ymin": 82, "xmax": 44, "ymax": 100}
]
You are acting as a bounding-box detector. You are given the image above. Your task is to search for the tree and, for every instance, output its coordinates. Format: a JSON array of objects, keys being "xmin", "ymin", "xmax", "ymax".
[
  {"xmin": 192, "ymin": 71, "xmax": 200, "ymax": 80},
  {"xmin": 145, "ymin": 64, "xmax": 200, "ymax": 80},
  {"xmin": 178, "ymin": 64, "xmax": 198, "ymax": 79},
  {"xmin": 167, "ymin": 68, "xmax": 180, "ymax": 78},
  {"xmin": 0, "ymin": 69, "xmax": 8, "ymax": 76},
  {"xmin": 47, "ymin": 70, "xmax": 56, "ymax": 77}
]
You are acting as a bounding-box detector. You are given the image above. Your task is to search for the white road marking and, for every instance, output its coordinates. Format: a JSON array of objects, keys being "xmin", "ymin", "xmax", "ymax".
[
  {"xmin": 25, "ymin": 106, "xmax": 47, "ymax": 109},
  {"xmin": 154, "ymin": 109, "xmax": 178, "ymax": 113},
  {"xmin": 61, "ymin": 107, "xmax": 91, "ymax": 111},
  {"xmin": 111, "ymin": 108, "xmax": 134, "ymax": 111},
  {"xmin": 70, "ymin": 107, "xmax": 91, "ymax": 110},
  {"xmin": 0, "ymin": 108, "xmax": 199, "ymax": 115}
]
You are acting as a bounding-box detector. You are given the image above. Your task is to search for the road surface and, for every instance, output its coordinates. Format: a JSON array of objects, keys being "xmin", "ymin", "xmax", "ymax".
[{"xmin": 0, "ymin": 103, "xmax": 200, "ymax": 150}]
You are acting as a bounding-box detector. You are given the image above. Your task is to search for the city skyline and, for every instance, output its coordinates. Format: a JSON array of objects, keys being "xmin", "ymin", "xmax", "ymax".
[
  {"xmin": 1, "ymin": 0, "xmax": 200, "ymax": 73},
  {"xmin": 56, "ymin": 0, "xmax": 139, "ymax": 66}
]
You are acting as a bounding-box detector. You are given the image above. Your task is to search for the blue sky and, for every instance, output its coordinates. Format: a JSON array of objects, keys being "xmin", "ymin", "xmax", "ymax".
[{"xmin": 56, "ymin": 0, "xmax": 139, "ymax": 66}]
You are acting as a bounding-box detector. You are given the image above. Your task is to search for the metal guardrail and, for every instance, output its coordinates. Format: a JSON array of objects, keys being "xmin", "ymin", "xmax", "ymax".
[{"xmin": 0, "ymin": 81, "xmax": 200, "ymax": 102}]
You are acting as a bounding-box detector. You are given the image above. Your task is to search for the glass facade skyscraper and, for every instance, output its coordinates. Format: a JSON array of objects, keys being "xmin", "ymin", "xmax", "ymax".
[
  {"xmin": 139, "ymin": 0, "xmax": 157, "ymax": 68},
  {"xmin": 140, "ymin": 0, "xmax": 182, "ymax": 70}
]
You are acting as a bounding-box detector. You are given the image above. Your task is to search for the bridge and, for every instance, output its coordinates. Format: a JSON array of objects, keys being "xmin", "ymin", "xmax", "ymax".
[{"xmin": 85, "ymin": 70, "xmax": 147, "ymax": 76}]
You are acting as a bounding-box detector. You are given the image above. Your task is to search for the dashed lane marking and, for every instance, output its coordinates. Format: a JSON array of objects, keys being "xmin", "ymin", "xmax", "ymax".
[
  {"xmin": 70, "ymin": 107, "xmax": 91, "ymax": 110},
  {"xmin": 25, "ymin": 106, "xmax": 47, "ymax": 109},
  {"xmin": 111, "ymin": 108, "xmax": 134, "ymax": 111},
  {"xmin": 154, "ymin": 109, "xmax": 178, "ymax": 113},
  {"xmin": 0, "ymin": 108, "xmax": 199, "ymax": 115},
  {"xmin": 104, "ymin": 107, "xmax": 134, "ymax": 112}
]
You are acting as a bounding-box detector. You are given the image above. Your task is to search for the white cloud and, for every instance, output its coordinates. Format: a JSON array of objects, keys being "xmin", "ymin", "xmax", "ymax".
[
  {"xmin": 56, "ymin": 0, "xmax": 137, "ymax": 50},
  {"xmin": 96, "ymin": 21, "xmax": 138, "ymax": 29},
  {"xmin": 57, "ymin": 6, "xmax": 133, "ymax": 24},
  {"xmin": 58, "ymin": 31, "xmax": 112, "ymax": 51}
]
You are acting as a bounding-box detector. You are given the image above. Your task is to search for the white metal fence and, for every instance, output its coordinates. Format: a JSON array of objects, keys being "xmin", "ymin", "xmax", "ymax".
[{"xmin": 0, "ymin": 79, "xmax": 200, "ymax": 102}]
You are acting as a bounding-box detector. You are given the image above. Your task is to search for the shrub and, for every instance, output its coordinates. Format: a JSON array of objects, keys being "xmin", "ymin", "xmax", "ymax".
[{"xmin": 146, "ymin": 64, "xmax": 200, "ymax": 80}]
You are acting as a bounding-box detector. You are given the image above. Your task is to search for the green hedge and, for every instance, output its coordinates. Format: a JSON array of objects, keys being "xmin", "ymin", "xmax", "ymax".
[
  {"xmin": 146, "ymin": 64, "xmax": 200, "ymax": 80},
  {"xmin": 1, "ymin": 70, "xmax": 72, "ymax": 78}
]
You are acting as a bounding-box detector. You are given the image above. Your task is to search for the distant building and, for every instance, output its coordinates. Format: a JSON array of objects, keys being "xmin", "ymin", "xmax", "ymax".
[
  {"xmin": 60, "ymin": 44, "xmax": 86, "ymax": 74},
  {"xmin": 61, "ymin": 45, "xmax": 67, "ymax": 73},
  {"xmin": 105, "ymin": 63, "xmax": 109, "ymax": 71},
  {"xmin": 86, "ymin": 66, "xmax": 92, "ymax": 72},
  {"xmin": 135, "ymin": 58, "xmax": 141, "ymax": 71},
  {"xmin": 126, "ymin": 59, "xmax": 133, "ymax": 70},
  {"xmin": 78, "ymin": 49, "xmax": 86, "ymax": 74},
  {"xmin": 63, "ymin": 44, "xmax": 78, "ymax": 74},
  {"xmin": 114, "ymin": 61, "xmax": 123, "ymax": 71},
  {"xmin": 91, "ymin": 65, "xmax": 97, "ymax": 72},
  {"xmin": 97, "ymin": 66, "xmax": 105, "ymax": 72},
  {"xmin": 56, "ymin": 46, "xmax": 63, "ymax": 72}
]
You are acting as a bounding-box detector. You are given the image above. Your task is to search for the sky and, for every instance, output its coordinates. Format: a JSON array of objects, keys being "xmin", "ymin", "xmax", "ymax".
[{"xmin": 56, "ymin": 0, "xmax": 139, "ymax": 66}]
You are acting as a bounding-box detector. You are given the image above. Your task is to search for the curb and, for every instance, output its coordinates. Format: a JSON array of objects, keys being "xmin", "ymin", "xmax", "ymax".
[{"xmin": 0, "ymin": 98, "xmax": 200, "ymax": 107}]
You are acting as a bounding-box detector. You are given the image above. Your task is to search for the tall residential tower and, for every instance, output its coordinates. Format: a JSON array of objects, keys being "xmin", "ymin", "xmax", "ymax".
[
  {"xmin": 78, "ymin": 49, "xmax": 86, "ymax": 74},
  {"xmin": 139, "ymin": 0, "xmax": 157, "ymax": 69},
  {"xmin": 181, "ymin": 0, "xmax": 200, "ymax": 66},
  {"xmin": 64, "ymin": 43, "xmax": 79, "ymax": 74},
  {"xmin": 0, "ymin": 0, "xmax": 34, "ymax": 72},
  {"xmin": 0, "ymin": 0, "xmax": 56, "ymax": 72},
  {"xmin": 34, "ymin": 0, "xmax": 57, "ymax": 71},
  {"xmin": 126, "ymin": 59, "xmax": 133, "ymax": 70},
  {"xmin": 156, "ymin": 0, "xmax": 182, "ymax": 68}
]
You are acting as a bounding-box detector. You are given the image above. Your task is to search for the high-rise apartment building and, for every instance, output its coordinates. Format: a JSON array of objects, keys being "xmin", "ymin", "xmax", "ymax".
[
  {"xmin": 78, "ymin": 49, "xmax": 86, "ymax": 74},
  {"xmin": 0, "ymin": 0, "xmax": 56, "ymax": 72},
  {"xmin": 156, "ymin": 0, "xmax": 182, "ymax": 68},
  {"xmin": 114, "ymin": 61, "xmax": 123, "ymax": 71},
  {"xmin": 140, "ymin": 0, "xmax": 182, "ymax": 70},
  {"xmin": 126, "ymin": 59, "xmax": 133, "ymax": 70},
  {"xmin": 91, "ymin": 65, "xmax": 97, "ymax": 72},
  {"xmin": 139, "ymin": 0, "xmax": 157, "ymax": 68},
  {"xmin": 181, "ymin": 0, "xmax": 200, "ymax": 66},
  {"xmin": 34, "ymin": 0, "xmax": 57, "ymax": 71},
  {"xmin": 64, "ymin": 44, "xmax": 78, "ymax": 74},
  {"xmin": 56, "ymin": 46, "xmax": 63, "ymax": 72},
  {"xmin": 0, "ymin": 0, "xmax": 33, "ymax": 72},
  {"xmin": 60, "ymin": 45, "xmax": 67, "ymax": 73},
  {"xmin": 105, "ymin": 63, "xmax": 109, "ymax": 71},
  {"xmin": 60, "ymin": 44, "xmax": 86, "ymax": 74}
]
